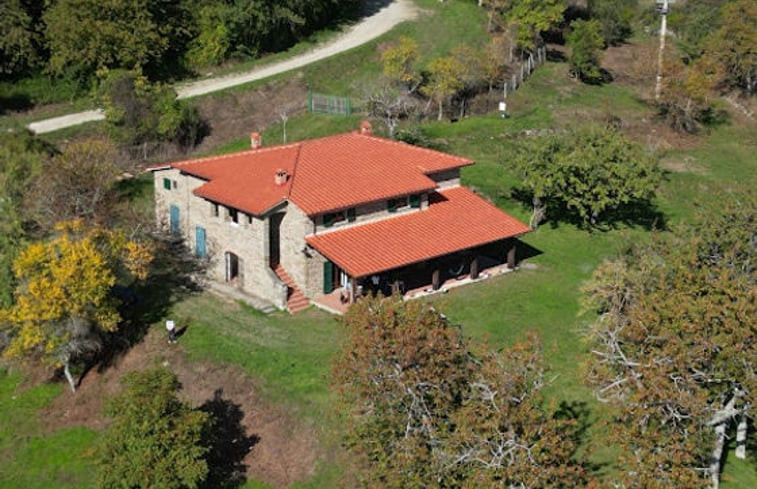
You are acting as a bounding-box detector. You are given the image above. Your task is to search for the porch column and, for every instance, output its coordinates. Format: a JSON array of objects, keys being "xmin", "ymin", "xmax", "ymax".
[
  {"xmin": 432, "ymin": 268, "xmax": 441, "ymax": 290},
  {"xmin": 507, "ymin": 240, "xmax": 517, "ymax": 270},
  {"xmin": 391, "ymin": 278, "xmax": 400, "ymax": 295},
  {"xmin": 470, "ymin": 255, "xmax": 479, "ymax": 279},
  {"xmin": 349, "ymin": 277, "xmax": 357, "ymax": 303}
]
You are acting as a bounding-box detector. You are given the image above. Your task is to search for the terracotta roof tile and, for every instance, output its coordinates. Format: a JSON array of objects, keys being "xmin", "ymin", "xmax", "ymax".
[
  {"xmin": 153, "ymin": 131, "xmax": 473, "ymax": 216},
  {"xmin": 305, "ymin": 187, "xmax": 531, "ymax": 277}
]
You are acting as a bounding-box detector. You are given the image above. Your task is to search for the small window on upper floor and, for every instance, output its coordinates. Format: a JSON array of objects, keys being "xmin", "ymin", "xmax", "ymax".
[
  {"xmin": 323, "ymin": 210, "xmax": 346, "ymax": 228},
  {"xmin": 172, "ymin": 180, "xmax": 178, "ymax": 189},
  {"xmin": 211, "ymin": 203, "xmax": 220, "ymax": 217},
  {"xmin": 248, "ymin": 214, "xmax": 253, "ymax": 225},
  {"xmin": 347, "ymin": 207, "xmax": 356, "ymax": 222},
  {"xmin": 163, "ymin": 178, "xmax": 172, "ymax": 190},
  {"xmin": 388, "ymin": 197, "xmax": 409, "ymax": 213},
  {"xmin": 409, "ymin": 194, "xmax": 421, "ymax": 209},
  {"xmin": 228, "ymin": 207, "xmax": 239, "ymax": 224}
]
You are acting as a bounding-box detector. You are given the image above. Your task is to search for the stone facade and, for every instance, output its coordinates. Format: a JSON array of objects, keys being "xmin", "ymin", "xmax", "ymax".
[{"xmin": 154, "ymin": 165, "xmax": 464, "ymax": 310}]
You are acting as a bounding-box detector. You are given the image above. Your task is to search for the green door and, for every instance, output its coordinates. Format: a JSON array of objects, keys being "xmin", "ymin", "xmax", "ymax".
[{"xmin": 323, "ymin": 261, "xmax": 334, "ymax": 294}]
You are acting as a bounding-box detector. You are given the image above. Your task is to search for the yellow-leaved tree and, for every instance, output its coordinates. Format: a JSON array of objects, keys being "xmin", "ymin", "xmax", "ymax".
[{"xmin": 0, "ymin": 220, "xmax": 152, "ymax": 392}]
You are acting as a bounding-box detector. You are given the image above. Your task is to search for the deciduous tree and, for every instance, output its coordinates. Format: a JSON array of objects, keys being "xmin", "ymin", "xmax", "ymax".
[
  {"xmin": 582, "ymin": 195, "xmax": 756, "ymax": 489},
  {"xmin": 0, "ymin": 0, "xmax": 40, "ymax": 77},
  {"xmin": 0, "ymin": 128, "xmax": 52, "ymax": 306},
  {"xmin": 381, "ymin": 35, "xmax": 421, "ymax": 91},
  {"xmin": 422, "ymin": 56, "xmax": 466, "ymax": 120},
  {"xmin": 26, "ymin": 139, "xmax": 120, "ymax": 231},
  {"xmin": 508, "ymin": 0, "xmax": 565, "ymax": 53},
  {"xmin": 704, "ymin": 0, "xmax": 757, "ymax": 94},
  {"xmin": 0, "ymin": 220, "xmax": 152, "ymax": 392},
  {"xmin": 333, "ymin": 296, "xmax": 585, "ymax": 488},
  {"xmin": 97, "ymin": 367, "xmax": 210, "ymax": 489},
  {"xmin": 511, "ymin": 126, "xmax": 662, "ymax": 227},
  {"xmin": 44, "ymin": 0, "xmax": 190, "ymax": 80}
]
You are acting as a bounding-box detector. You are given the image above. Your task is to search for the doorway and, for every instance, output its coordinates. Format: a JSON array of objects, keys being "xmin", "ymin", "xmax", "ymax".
[
  {"xmin": 269, "ymin": 212, "xmax": 285, "ymax": 266},
  {"xmin": 225, "ymin": 252, "xmax": 240, "ymax": 284}
]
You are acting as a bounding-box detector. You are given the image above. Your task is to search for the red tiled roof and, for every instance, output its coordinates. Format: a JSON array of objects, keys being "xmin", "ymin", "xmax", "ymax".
[
  {"xmin": 305, "ymin": 187, "xmax": 531, "ymax": 277},
  {"xmin": 152, "ymin": 131, "xmax": 473, "ymax": 216},
  {"xmin": 289, "ymin": 133, "xmax": 471, "ymax": 214},
  {"xmin": 178, "ymin": 145, "xmax": 299, "ymax": 215}
]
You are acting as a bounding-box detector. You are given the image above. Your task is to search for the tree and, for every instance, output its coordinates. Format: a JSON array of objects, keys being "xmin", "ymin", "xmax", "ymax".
[
  {"xmin": 0, "ymin": 0, "xmax": 40, "ymax": 77},
  {"xmin": 704, "ymin": 0, "xmax": 757, "ymax": 94},
  {"xmin": 44, "ymin": 0, "xmax": 189, "ymax": 81},
  {"xmin": 0, "ymin": 220, "xmax": 152, "ymax": 392},
  {"xmin": 381, "ymin": 35, "xmax": 421, "ymax": 91},
  {"xmin": 332, "ymin": 296, "xmax": 585, "ymax": 488},
  {"xmin": 422, "ymin": 56, "xmax": 466, "ymax": 121},
  {"xmin": 511, "ymin": 126, "xmax": 662, "ymax": 227},
  {"xmin": 99, "ymin": 70, "xmax": 205, "ymax": 148},
  {"xmin": 26, "ymin": 139, "xmax": 121, "ymax": 232},
  {"xmin": 0, "ymin": 128, "xmax": 51, "ymax": 306},
  {"xmin": 582, "ymin": 194, "xmax": 756, "ymax": 489},
  {"xmin": 587, "ymin": 0, "xmax": 636, "ymax": 46},
  {"xmin": 567, "ymin": 19, "xmax": 604, "ymax": 84},
  {"xmin": 367, "ymin": 84, "xmax": 416, "ymax": 139},
  {"xmin": 97, "ymin": 367, "xmax": 210, "ymax": 489},
  {"xmin": 508, "ymin": 0, "xmax": 565, "ymax": 53}
]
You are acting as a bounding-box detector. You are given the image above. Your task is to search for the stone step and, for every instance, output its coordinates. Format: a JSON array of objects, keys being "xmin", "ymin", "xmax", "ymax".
[{"xmin": 272, "ymin": 264, "xmax": 309, "ymax": 314}]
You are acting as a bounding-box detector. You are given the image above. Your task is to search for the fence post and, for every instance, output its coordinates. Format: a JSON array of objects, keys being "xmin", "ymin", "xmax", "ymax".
[{"xmin": 307, "ymin": 91, "xmax": 312, "ymax": 112}]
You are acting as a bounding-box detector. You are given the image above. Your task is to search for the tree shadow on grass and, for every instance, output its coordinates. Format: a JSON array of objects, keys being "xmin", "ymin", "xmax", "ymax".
[
  {"xmin": 200, "ymin": 389, "xmax": 260, "ymax": 489},
  {"xmin": 0, "ymin": 93, "xmax": 33, "ymax": 115},
  {"xmin": 97, "ymin": 236, "xmax": 208, "ymax": 371},
  {"xmin": 510, "ymin": 187, "xmax": 667, "ymax": 232},
  {"xmin": 554, "ymin": 400, "xmax": 607, "ymax": 475}
]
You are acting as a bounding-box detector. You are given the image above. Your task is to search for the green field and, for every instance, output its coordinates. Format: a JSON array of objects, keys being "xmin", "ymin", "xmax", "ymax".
[{"xmin": 1, "ymin": 0, "xmax": 755, "ymax": 487}]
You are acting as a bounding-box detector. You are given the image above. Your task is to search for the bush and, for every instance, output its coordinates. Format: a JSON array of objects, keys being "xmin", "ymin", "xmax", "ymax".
[
  {"xmin": 567, "ymin": 19, "xmax": 605, "ymax": 84},
  {"xmin": 99, "ymin": 70, "xmax": 206, "ymax": 148}
]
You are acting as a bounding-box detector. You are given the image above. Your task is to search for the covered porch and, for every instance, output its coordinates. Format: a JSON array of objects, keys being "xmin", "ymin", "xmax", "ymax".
[{"xmin": 311, "ymin": 239, "xmax": 519, "ymax": 315}]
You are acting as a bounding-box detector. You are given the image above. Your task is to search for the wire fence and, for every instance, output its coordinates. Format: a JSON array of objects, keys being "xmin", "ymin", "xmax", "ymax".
[
  {"xmin": 308, "ymin": 91, "xmax": 352, "ymax": 115},
  {"xmin": 502, "ymin": 47, "xmax": 547, "ymax": 99}
]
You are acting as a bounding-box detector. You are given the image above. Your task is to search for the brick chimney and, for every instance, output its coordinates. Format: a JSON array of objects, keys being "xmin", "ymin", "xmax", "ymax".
[
  {"xmin": 274, "ymin": 168, "xmax": 288, "ymax": 186},
  {"xmin": 359, "ymin": 120, "xmax": 372, "ymax": 135},
  {"xmin": 250, "ymin": 132, "xmax": 262, "ymax": 149}
]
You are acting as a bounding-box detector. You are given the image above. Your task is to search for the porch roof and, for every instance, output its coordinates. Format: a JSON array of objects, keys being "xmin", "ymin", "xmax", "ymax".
[{"xmin": 305, "ymin": 187, "xmax": 530, "ymax": 278}]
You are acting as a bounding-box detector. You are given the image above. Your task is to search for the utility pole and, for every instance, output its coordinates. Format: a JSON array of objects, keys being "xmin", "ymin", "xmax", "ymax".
[{"xmin": 654, "ymin": 0, "xmax": 670, "ymax": 101}]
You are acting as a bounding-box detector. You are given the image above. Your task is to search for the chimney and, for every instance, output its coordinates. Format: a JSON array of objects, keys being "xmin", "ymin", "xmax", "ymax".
[
  {"xmin": 359, "ymin": 120, "xmax": 372, "ymax": 135},
  {"xmin": 274, "ymin": 168, "xmax": 288, "ymax": 186},
  {"xmin": 250, "ymin": 132, "xmax": 262, "ymax": 149}
]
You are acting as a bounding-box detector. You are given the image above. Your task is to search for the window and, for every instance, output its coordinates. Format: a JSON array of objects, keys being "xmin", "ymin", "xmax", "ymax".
[
  {"xmin": 248, "ymin": 214, "xmax": 253, "ymax": 225},
  {"xmin": 211, "ymin": 203, "xmax": 219, "ymax": 217},
  {"xmin": 172, "ymin": 180, "xmax": 178, "ymax": 189},
  {"xmin": 388, "ymin": 197, "xmax": 408, "ymax": 213},
  {"xmin": 347, "ymin": 207, "xmax": 357, "ymax": 222},
  {"xmin": 228, "ymin": 207, "xmax": 238, "ymax": 224},
  {"xmin": 409, "ymin": 194, "xmax": 421, "ymax": 209},
  {"xmin": 163, "ymin": 178, "xmax": 172, "ymax": 190},
  {"xmin": 323, "ymin": 211, "xmax": 346, "ymax": 228}
]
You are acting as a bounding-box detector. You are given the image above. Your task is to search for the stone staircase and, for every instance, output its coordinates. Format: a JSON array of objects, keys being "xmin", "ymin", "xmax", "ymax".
[{"xmin": 272, "ymin": 264, "xmax": 310, "ymax": 313}]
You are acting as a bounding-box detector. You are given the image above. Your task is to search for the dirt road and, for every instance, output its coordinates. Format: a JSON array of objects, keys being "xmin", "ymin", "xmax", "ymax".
[{"xmin": 27, "ymin": 0, "xmax": 418, "ymax": 135}]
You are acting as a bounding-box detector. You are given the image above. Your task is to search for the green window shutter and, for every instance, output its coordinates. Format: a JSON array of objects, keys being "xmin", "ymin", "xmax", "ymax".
[
  {"xmin": 323, "ymin": 261, "xmax": 334, "ymax": 294},
  {"xmin": 410, "ymin": 194, "xmax": 421, "ymax": 208},
  {"xmin": 387, "ymin": 199, "xmax": 397, "ymax": 213},
  {"xmin": 323, "ymin": 213, "xmax": 334, "ymax": 227},
  {"xmin": 163, "ymin": 178, "xmax": 171, "ymax": 190},
  {"xmin": 347, "ymin": 208, "xmax": 356, "ymax": 222}
]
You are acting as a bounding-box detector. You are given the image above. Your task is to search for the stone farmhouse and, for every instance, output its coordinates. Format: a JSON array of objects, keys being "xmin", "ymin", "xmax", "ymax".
[{"xmin": 151, "ymin": 121, "xmax": 530, "ymax": 313}]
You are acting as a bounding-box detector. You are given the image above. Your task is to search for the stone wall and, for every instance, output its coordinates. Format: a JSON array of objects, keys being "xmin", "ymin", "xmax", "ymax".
[{"xmin": 152, "ymin": 169, "xmax": 287, "ymax": 309}]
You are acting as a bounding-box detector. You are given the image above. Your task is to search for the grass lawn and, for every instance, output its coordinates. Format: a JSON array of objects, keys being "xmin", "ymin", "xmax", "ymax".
[{"xmin": 0, "ymin": 369, "xmax": 96, "ymax": 489}]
